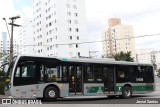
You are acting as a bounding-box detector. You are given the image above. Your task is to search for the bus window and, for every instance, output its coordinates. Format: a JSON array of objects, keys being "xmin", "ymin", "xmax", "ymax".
[
  {"xmin": 85, "ymin": 65, "xmax": 94, "ymax": 82},
  {"xmin": 22, "ymin": 64, "xmax": 36, "ymax": 78},
  {"xmin": 13, "ymin": 61, "xmax": 37, "ymax": 86},
  {"xmin": 94, "ymin": 65, "xmax": 102, "ymax": 82},
  {"xmin": 116, "ymin": 65, "xmax": 130, "ymax": 83},
  {"xmin": 44, "ymin": 65, "xmax": 61, "ymax": 82},
  {"xmin": 131, "ymin": 66, "xmax": 146, "ymax": 83},
  {"xmin": 62, "ymin": 66, "xmax": 68, "ymax": 82},
  {"xmin": 144, "ymin": 66, "xmax": 154, "ymax": 83},
  {"xmin": 15, "ymin": 67, "xmax": 20, "ymax": 77}
]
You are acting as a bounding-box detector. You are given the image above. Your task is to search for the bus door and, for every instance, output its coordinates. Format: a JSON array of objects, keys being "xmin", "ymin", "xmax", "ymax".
[
  {"xmin": 69, "ymin": 65, "xmax": 83, "ymax": 95},
  {"xmin": 103, "ymin": 66, "xmax": 115, "ymax": 94}
]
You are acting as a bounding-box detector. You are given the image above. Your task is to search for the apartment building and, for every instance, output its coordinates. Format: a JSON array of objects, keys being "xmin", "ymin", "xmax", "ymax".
[
  {"xmin": 102, "ymin": 18, "xmax": 136, "ymax": 60},
  {"xmin": 136, "ymin": 49, "xmax": 155, "ymax": 63},
  {"xmin": 18, "ymin": 18, "xmax": 34, "ymax": 55},
  {"xmin": 32, "ymin": 0, "xmax": 89, "ymax": 57},
  {"xmin": 136, "ymin": 48, "xmax": 160, "ymax": 70}
]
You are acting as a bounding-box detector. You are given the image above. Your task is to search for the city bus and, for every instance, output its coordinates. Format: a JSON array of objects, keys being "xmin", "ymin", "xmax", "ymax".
[{"xmin": 4, "ymin": 55, "xmax": 155, "ymax": 100}]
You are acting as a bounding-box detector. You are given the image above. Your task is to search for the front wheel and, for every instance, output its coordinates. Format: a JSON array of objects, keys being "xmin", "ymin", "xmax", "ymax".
[
  {"xmin": 122, "ymin": 86, "xmax": 132, "ymax": 99},
  {"xmin": 44, "ymin": 86, "xmax": 59, "ymax": 100}
]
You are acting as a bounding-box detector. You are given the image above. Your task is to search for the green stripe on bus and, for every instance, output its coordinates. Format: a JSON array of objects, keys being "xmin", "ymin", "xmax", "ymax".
[
  {"xmin": 87, "ymin": 85, "xmax": 154, "ymax": 93},
  {"xmin": 116, "ymin": 85, "xmax": 154, "ymax": 92}
]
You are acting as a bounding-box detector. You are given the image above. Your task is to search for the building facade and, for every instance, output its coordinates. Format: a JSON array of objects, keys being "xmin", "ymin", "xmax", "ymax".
[
  {"xmin": 136, "ymin": 48, "xmax": 160, "ymax": 70},
  {"xmin": 102, "ymin": 18, "xmax": 136, "ymax": 60},
  {"xmin": 32, "ymin": 0, "xmax": 89, "ymax": 57},
  {"xmin": 18, "ymin": 18, "xmax": 34, "ymax": 55},
  {"xmin": 155, "ymin": 53, "xmax": 160, "ymax": 70},
  {"xmin": 0, "ymin": 32, "xmax": 18, "ymax": 55},
  {"xmin": 136, "ymin": 49, "xmax": 155, "ymax": 63}
]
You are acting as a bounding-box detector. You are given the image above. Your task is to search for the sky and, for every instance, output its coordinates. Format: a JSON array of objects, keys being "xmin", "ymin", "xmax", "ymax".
[{"xmin": 0, "ymin": 0, "xmax": 160, "ymax": 55}]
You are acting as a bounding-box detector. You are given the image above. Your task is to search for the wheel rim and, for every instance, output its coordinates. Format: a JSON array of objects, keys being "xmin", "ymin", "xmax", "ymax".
[
  {"xmin": 48, "ymin": 90, "xmax": 56, "ymax": 98},
  {"xmin": 125, "ymin": 89, "xmax": 131, "ymax": 97}
]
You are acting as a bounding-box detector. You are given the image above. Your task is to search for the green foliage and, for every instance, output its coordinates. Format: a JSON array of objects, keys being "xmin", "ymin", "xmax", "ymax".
[
  {"xmin": 0, "ymin": 71, "xmax": 5, "ymax": 95},
  {"xmin": 113, "ymin": 51, "xmax": 134, "ymax": 62}
]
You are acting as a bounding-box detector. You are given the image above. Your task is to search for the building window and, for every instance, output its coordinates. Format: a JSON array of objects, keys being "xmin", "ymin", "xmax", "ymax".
[
  {"xmin": 69, "ymin": 36, "xmax": 72, "ymax": 40},
  {"xmin": 76, "ymin": 44, "xmax": 78, "ymax": 48},
  {"xmin": 47, "ymin": 47, "xmax": 49, "ymax": 51},
  {"xmin": 49, "ymin": 22, "xmax": 52, "ymax": 27},
  {"xmin": 74, "ymin": 13, "xmax": 78, "ymax": 17},
  {"xmin": 68, "ymin": 28, "xmax": 72, "ymax": 32},
  {"xmin": 67, "ymin": 20, "xmax": 71, "ymax": 24},
  {"xmin": 77, "ymin": 52, "xmax": 80, "ymax": 56},
  {"xmin": 77, "ymin": 36, "xmax": 79, "ymax": 40},
  {"xmin": 75, "ymin": 28, "xmax": 79, "ymax": 32},
  {"xmin": 67, "ymin": 12, "xmax": 71, "ymax": 16}
]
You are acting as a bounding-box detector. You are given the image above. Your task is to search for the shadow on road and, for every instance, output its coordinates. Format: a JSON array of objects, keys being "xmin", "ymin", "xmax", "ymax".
[{"xmin": 42, "ymin": 95, "xmax": 150, "ymax": 103}]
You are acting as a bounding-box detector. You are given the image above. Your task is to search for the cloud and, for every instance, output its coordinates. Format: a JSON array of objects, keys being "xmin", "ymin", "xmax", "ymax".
[{"xmin": 85, "ymin": 0, "xmax": 160, "ymax": 52}]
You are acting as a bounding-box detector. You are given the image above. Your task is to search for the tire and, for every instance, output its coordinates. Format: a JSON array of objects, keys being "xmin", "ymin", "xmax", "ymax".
[
  {"xmin": 44, "ymin": 86, "xmax": 59, "ymax": 100},
  {"xmin": 122, "ymin": 86, "xmax": 132, "ymax": 99}
]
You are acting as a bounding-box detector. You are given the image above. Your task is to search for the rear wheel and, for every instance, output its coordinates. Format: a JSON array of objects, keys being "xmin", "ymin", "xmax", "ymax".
[
  {"xmin": 122, "ymin": 86, "xmax": 132, "ymax": 99},
  {"xmin": 44, "ymin": 86, "xmax": 59, "ymax": 100}
]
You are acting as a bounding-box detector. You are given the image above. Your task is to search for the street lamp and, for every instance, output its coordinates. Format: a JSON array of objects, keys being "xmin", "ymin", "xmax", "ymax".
[
  {"xmin": 2, "ymin": 18, "xmax": 11, "ymax": 39},
  {"xmin": 3, "ymin": 16, "xmax": 21, "ymax": 63}
]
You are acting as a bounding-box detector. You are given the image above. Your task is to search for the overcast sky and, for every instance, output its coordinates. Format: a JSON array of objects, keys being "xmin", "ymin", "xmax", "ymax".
[{"xmin": 0, "ymin": 0, "xmax": 160, "ymax": 54}]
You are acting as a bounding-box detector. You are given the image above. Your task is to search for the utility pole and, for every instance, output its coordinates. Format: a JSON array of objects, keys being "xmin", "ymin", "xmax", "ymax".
[{"xmin": 8, "ymin": 16, "xmax": 21, "ymax": 63}]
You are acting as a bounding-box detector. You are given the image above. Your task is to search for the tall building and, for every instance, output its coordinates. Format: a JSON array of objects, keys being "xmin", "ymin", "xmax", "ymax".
[
  {"xmin": 102, "ymin": 18, "xmax": 136, "ymax": 60},
  {"xmin": 0, "ymin": 32, "xmax": 18, "ymax": 55},
  {"xmin": 18, "ymin": 18, "xmax": 34, "ymax": 55},
  {"xmin": 32, "ymin": 0, "xmax": 89, "ymax": 57}
]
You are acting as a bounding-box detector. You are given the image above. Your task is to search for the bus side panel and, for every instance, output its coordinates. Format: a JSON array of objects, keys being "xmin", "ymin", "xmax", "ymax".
[
  {"xmin": 84, "ymin": 83, "xmax": 104, "ymax": 96},
  {"xmin": 35, "ymin": 83, "xmax": 69, "ymax": 98},
  {"xmin": 116, "ymin": 83, "xmax": 155, "ymax": 95}
]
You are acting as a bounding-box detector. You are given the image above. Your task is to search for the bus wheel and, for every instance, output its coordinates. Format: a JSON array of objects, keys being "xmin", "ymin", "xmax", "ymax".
[
  {"xmin": 122, "ymin": 86, "xmax": 132, "ymax": 99},
  {"xmin": 44, "ymin": 86, "xmax": 58, "ymax": 100}
]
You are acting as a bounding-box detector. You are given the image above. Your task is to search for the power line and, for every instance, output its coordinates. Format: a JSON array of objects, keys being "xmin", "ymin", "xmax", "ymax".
[{"xmin": 18, "ymin": 33, "xmax": 160, "ymax": 47}]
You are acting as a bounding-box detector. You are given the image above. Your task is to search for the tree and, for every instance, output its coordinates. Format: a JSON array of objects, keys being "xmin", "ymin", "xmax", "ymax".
[
  {"xmin": 113, "ymin": 51, "xmax": 134, "ymax": 62},
  {"xmin": 0, "ymin": 52, "xmax": 9, "ymax": 95}
]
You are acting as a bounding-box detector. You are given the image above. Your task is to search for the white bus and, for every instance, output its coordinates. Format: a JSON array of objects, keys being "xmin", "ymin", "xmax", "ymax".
[{"xmin": 4, "ymin": 55, "xmax": 155, "ymax": 100}]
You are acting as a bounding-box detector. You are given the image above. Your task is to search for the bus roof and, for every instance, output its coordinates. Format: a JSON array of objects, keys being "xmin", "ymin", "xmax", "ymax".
[{"xmin": 17, "ymin": 55, "xmax": 153, "ymax": 66}]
